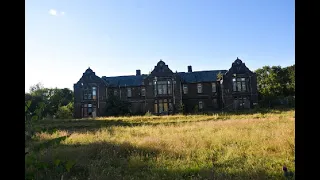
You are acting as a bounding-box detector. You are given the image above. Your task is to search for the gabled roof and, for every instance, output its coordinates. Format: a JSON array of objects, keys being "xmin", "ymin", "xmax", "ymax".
[
  {"xmin": 178, "ymin": 70, "xmax": 227, "ymax": 83},
  {"xmin": 101, "ymin": 70, "xmax": 227, "ymax": 87},
  {"xmin": 102, "ymin": 75, "xmax": 148, "ymax": 87}
]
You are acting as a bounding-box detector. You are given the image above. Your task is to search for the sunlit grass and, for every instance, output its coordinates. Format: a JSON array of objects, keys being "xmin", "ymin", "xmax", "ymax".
[{"xmin": 26, "ymin": 109, "xmax": 295, "ymax": 180}]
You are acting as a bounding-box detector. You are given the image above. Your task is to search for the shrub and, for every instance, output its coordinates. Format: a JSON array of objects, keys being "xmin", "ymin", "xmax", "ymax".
[{"xmin": 55, "ymin": 104, "xmax": 73, "ymax": 119}]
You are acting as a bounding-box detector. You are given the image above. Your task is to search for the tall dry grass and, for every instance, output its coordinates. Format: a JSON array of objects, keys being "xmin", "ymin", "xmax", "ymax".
[{"xmin": 26, "ymin": 109, "xmax": 295, "ymax": 180}]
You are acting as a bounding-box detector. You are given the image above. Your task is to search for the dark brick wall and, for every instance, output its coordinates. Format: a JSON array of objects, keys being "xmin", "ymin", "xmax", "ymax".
[
  {"xmin": 73, "ymin": 58, "xmax": 259, "ymax": 118},
  {"xmin": 181, "ymin": 82, "xmax": 222, "ymax": 113}
]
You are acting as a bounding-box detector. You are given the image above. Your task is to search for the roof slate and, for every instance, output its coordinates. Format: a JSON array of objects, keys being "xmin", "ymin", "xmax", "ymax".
[
  {"xmin": 178, "ymin": 70, "xmax": 227, "ymax": 83},
  {"xmin": 102, "ymin": 75, "xmax": 148, "ymax": 87},
  {"xmin": 101, "ymin": 70, "xmax": 227, "ymax": 87}
]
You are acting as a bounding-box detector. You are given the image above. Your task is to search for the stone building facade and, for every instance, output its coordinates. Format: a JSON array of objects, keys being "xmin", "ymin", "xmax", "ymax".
[{"xmin": 73, "ymin": 58, "xmax": 258, "ymax": 118}]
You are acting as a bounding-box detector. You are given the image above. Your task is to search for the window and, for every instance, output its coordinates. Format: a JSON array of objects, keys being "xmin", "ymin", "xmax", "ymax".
[
  {"xmin": 83, "ymin": 87, "xmax": 93, "ymax": 100},
  {"xmin": 154, "ymin": 102, "xmax": 158, "ymax": 113},
  {"xmin": 183, "ymin": 84, "xmax": 188, "ymax": 94},
  {"xmin": 212, "ymin": 83, "xmax": 216, "ymax": 93},
  {"xmin": 154, "ymin": 80, "xmax": 172, "ymax": 95},
  {"xmin": 153, "ymin": 80, "xmax": 157, "ymax": 95},
  {"xmin": 213, "ymin": 99, "xmax": 218, "ymax": 109},
  {"xmin": 92, "ymin": 87, "xmax": 97, "ymax": 100},
  {"xmin": 88, "ymin": 104, "xmax": 93, "ymax": 114},
  {"xmin": 197, "ymin": 83, "xmax": 202, "ymax": 93},
  {"xmin": 114, "ymin": 89, "xmax": 118, "ymax": 96},
  {"xmin": 141, "ymin": 87, "xmax": 146, "ymax": 96},
  {"xmin": 163, "ymin": 99, "xmax": 168, "ymax": 112},
  {"xmin": 167, "ymin": 81, "xmax": 172, "ymax": 94},
  {"xmin": 158, "ymin": 81, "xmax": 167, "ymax": 95},
  {"xmin": 233, "ymin": 97, "xmax": 250, "ymax": 109},
  {"xmin": 158, "ymin": 100, "xmax": 164, "ymax": 113},
  {"xmin": 169, "ymin": 99, "xmax": 173, "ymax": 112},
  {"xmin": 232, "ymin": 77, "xmax": 247, "ymax": 92},
  {"xmin": 199, "ymin": 101, "xmax": 203, "ymax": 109},
  {"xmin": 155, "ymin": 99, "xmax": 171, "ymax": 113},
  {"xmin": 127, "ymin": 88, "xmax": 132, "ymax": 97},
  {"xmin": 81, "ymin": 103, "xmax": 96, "ymax": 117}
]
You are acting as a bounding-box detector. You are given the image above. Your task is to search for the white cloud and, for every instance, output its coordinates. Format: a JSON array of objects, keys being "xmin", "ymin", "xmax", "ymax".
[
  {"xmin": 49, "ymin": 9, "xmax": 65, "ymax": 16},
  {"xmin": 49, "ymin": 9, "xmax": 57, "ymax": 16}
]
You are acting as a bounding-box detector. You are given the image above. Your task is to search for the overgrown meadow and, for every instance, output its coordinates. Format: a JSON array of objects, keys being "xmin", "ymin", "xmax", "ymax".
[{"xmin": 25, "ymin": 109, "xmax": 295, "ymax": 180}]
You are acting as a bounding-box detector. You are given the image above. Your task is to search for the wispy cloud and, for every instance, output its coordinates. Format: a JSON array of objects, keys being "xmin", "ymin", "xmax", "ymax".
[
  {"xmin": 49, "ymin": 9, "xmax": 57, "ymax": 16},
  {"xmin": 49, "ymin": 9, "xmax": 65, "ymax": 16}
]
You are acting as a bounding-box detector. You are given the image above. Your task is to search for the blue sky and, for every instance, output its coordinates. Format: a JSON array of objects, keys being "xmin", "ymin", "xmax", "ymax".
[{"xmin": 26, "ymin": 0, "xmax": 294, "ymax": 92}]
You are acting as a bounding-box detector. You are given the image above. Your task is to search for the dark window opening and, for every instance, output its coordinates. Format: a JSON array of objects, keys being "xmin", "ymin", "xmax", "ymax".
[{"xmin": 232, "ymin": 77, "xmax": 247, "ymax": 92}]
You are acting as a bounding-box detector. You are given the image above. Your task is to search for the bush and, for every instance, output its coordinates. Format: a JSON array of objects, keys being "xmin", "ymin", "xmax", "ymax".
[
  {"xmin": 105, "ymin": 95, "xmax": 131, "ymax": 116},
  {"xmin": 55, "ymin": 104, "xmax": 73, "ymax": 119},
  {"xmin": 177, "ymin": 103, "xmax": 185, "ymax": 114},
  {"xmin": 145, "ymin": 111, "xmax": 152, "ymax": 116}
]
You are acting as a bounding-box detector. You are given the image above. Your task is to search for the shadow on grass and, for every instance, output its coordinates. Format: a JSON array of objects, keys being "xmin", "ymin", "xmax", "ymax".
[
  {"xmin": 26, "ymin": 141, "xmax": 285, "ymax": 180},
  {"xmin": 33, "ymin": 118, "xmax": 230, "ymax": 135},
  {"xmin": 32, "ymin": 108, "xmax": 294, "ymax": 135}
]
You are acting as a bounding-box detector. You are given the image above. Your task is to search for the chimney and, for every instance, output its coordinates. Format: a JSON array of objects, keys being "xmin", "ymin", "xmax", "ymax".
[
  {"xmin": 188, "ymin": 65, "xmax": 192, "ymax": 73},
  {"xmin": 136, "ymin": 69, "xmax": 141, "ymax": 76}
]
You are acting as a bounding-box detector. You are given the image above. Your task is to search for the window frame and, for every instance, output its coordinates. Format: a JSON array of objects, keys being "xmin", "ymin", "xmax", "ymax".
[
  {"xmin": 232, "ymin": 77, "xmax": 248, "ymax": 92},
  {"xmin": 197, "ymin": 83, "xmax": 202, "ymax": 93},
  {"xmin": 141, "ymin": 87, "xmax": 146, "ymax": 96},
  {"xmin": 183, "ymin": 84, "xmax": 188, "ymax": 94},
  {"xmin": 199, "ymin": 101, "xmax": 203, "ymax": 109},
  {"xmin": 212, "ymin": 82, "xmax": 216, "ymax": 93},
  {"xmin": 127, "ymin": 88, "xmax": 132, "ymax": 97}
]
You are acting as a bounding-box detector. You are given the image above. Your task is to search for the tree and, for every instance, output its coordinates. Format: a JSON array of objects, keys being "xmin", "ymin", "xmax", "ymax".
[
  {"xmin": 255, "ymin": 64, "xmax": 295, "ymax": 107},
  {"xmin": 105, "ymin": 94, "xmax": 131, "ymax": 116},
  {"xmin": 216, "ymin": 72, "xmax": 223, "ymax": 81},
  {"xmin": 29, "ymin": 82, "xmax": 44, "ymax": 94},
  {"xmin": 55, "ymin": 102, "xmax": 73, "ymax": 119},
  {"xmin": 283, "ymin": 64, "xmax": 295, "ymax": 96},
  {"xmin": 26, "ymin": 83, "xmax": 74, "ymax": 119}
]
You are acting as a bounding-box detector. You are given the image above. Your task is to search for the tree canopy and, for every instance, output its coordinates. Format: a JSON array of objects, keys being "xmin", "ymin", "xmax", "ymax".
[{"xmin": 255, "ymin": 64, "xmax": 295, "ymax": 98}]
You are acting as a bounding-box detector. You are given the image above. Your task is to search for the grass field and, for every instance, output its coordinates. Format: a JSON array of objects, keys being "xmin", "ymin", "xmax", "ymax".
[{"xmin": 25, "ymin": 109, "xmax": 295, "ymax": 180}]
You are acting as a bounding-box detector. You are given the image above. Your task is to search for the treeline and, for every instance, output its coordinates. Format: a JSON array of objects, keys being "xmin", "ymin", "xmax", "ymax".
[
  {"xmin": 25, "ymin": 83, "xmax": 74, "ymax": 119},
  {"xmin": 254, "ymin": 64, "xmax": 295, "ymax": 107}
]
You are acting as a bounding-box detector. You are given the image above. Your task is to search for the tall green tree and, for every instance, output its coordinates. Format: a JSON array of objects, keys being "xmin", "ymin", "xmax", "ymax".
[
  {"xmin": 26, "ymin": 83, "xmax": 74, "ymax": 119},
  {"xmin": 255, "ymin": 64, "xmax": 295, "ymax": 99}
]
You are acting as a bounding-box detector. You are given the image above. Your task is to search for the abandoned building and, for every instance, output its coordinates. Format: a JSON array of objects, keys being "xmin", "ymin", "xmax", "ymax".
[{"xmin": 73, "ymin": 58, "xmax": 258, "ymax": 118}]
